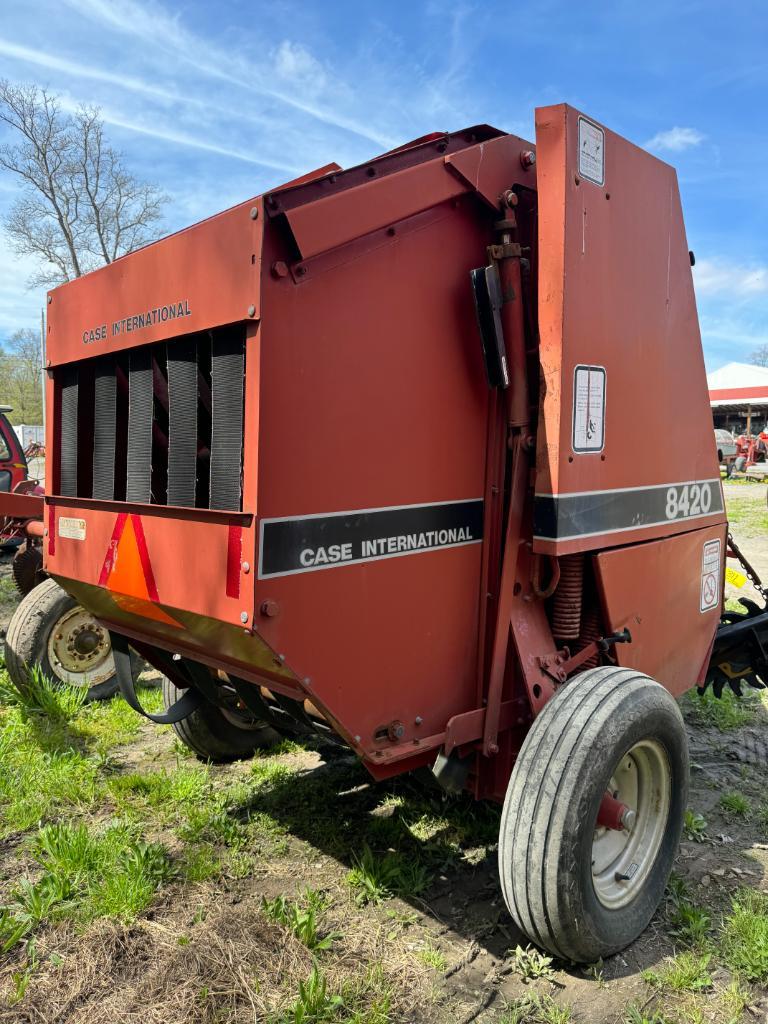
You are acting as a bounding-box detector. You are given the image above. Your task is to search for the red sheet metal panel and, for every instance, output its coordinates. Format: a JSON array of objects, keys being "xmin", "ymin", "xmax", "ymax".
[
  {"xmin": 533, "ymin": 105, "xmax": 724, "ymax": 555},
  {"xmin": 46, "ymin": 198, "xmax": 262, "ymax": 367},
  {"xmin": 594, "ymin": 524, "xmax": 726, "ymax": 695}
]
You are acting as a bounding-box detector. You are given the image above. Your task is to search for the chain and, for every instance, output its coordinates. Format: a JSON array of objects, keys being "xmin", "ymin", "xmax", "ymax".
[{"xmin": 728, "ymin": 531, "xmax": 768, "ymax": 603}]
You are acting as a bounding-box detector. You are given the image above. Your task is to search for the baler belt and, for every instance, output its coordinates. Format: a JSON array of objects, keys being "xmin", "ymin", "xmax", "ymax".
[
  {"xmin": 59, "ymin": 365, "xmax": 79, "ymax": 497},
  {"xmin": 92, "ymin": 360, "xmax": 117, "ymax": 500},
  {"xmin": 126, "ymin": 347, "xmax": 154, "ymax": 503},
  {"xmin": 166, "ymin": 338, "xmax": 198, "ymax": 507},
  {"xmin": 111, "ymin": 633, "xmax": 203, "ymax": 724},
  {"xmin": 209, "ymin": 334, "xmax": 244, "ymax": 511}
]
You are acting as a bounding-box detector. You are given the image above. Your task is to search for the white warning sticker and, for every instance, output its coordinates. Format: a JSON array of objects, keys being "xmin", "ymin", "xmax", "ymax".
[
  {"xmin": 572, "ymin": 365, "xmax": 606, "ymax": 453},
  {"xmin": 700, "ymin": 538, "xmax": 721, "ymax": 613},
  {"xmin": 578, "ymin": 116, "xmax": 605, "ymax": 186},
  {"xmin": 58, "ymin": 516, "xmax": 86, "ymax": 541}
]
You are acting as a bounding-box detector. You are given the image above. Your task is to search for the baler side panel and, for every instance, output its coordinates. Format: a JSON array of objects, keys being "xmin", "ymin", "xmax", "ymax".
[
  {"xmin": 533, "ymin": 105, "xmax": 724, "ymax": 555},
  {"xmin": 594, "ymin": 524, "xmax": 727, "ymax": 696},
  {"xmin": 252, "ymin": 197, "xmax": 497, "ymax": 755}
]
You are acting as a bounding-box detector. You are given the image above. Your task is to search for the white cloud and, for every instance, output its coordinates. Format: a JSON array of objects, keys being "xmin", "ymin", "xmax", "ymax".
[
  {"xmin": 645, "ymin": 126, "xmax": 705, "ymax": 152},
  {"xmin": 694, "ymin": 258, "xmax": 768, "ymax": 297}
]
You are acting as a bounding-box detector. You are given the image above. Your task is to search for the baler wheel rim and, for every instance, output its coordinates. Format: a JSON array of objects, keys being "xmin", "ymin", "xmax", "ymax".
[{"xmin": 591, "ymin": 738, "xmax": 671, "ymax": 909}]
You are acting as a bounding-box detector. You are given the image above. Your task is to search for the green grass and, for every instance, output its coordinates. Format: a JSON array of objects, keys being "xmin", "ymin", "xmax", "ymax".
[
  {"xmin": 723, "ymin": 489, "xmax": 768, "ymax": 536},
  {"xmin": 346, "ymin": 846, "xmax": 430, "ymax": 906},
  {"xmin": 682, "ymin": 687, "xmax": 756, "ymax": 731},
  {"xmin": 415, "ymin": 941, "xmax": 447, "ymax": 971},
  {"xmin": 0, "ymin": 820, "xmax": 174, "ymax": 954},
  {"xmin": 642, "ymin": 951, "xmax": 712, "ymax": 993},
  {"xmin": 719, "ymin": 791, "xmax": 752, "ymax": 817},
  {"xmin": 720, "ymin": 889, "xmax": 768, "ymax": 981}
]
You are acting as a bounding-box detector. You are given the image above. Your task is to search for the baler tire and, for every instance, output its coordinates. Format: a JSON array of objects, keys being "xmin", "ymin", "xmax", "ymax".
[
  {"xmin": 4, "ymin": 578, "xmax": 127, "ymax": 702},
  {"xmin": 162, "ymin": 676, "xmax": 281, "ymax": 763},
  {"xmin": 498, "ymin": 666, "xmax": 688, "ymax": 963}
]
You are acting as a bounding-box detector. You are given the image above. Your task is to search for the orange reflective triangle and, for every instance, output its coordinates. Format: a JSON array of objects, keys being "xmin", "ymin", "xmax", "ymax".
[{"xmin": 99, "ymin": 513, "xmax": 182, "ymax": 629}]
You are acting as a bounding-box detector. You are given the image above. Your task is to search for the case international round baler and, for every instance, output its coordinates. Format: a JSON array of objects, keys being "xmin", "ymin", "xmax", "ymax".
[{"xmin": 19, "ymin": 104, "xmax": 768, "ymax": 962}]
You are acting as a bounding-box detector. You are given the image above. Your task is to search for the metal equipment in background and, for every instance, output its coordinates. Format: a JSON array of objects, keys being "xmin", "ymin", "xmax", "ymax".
[{"xmin": 7, "ymin": 103, "xmax": 768, "ymax": 963}]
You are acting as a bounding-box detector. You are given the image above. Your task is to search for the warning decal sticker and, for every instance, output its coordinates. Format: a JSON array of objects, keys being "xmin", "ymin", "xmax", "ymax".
[
  {"xmin": 578, "ymin": 116, "xmax": 605, "ymax": 186},
  {"xmin": 572, "ymin": 365, "xmax": 606, "ymax": 453},
  {"xmin": 700, "ymin": 538, "xmax": 721, "ymax": 613},
  {"xmin": 58, "ymin": 516, "xmax": 86, "ymax": 541}
]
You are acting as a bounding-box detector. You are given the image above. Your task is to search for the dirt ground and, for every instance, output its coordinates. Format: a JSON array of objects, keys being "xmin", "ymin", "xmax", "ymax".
[{"xmin": 1, "ymin": 483, "xmax": 768, "ymax": 1023}]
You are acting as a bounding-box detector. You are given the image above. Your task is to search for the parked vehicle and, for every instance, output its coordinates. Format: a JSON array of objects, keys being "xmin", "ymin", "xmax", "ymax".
[{"xmin": 714, "ymin": 428, "xmax": 737, "ymax": 465}]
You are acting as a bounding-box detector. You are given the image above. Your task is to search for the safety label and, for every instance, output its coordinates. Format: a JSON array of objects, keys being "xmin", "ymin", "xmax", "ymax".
[
  {"xmin": 58, "ymin": 516, "xmax": 86, "ymax": 541},
  {"xmin": 578, "ymin": 116, "xmax": 605, "ymax": 186},
  {"xmin": 572, "ymin": 365, "xmax": 606, "ymax": 453},
  {"xmin": 700, "ymin": 538, "xmax": 721, "ymax": 613}
]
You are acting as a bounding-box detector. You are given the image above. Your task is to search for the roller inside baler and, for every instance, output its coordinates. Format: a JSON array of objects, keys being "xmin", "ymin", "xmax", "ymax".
[{"xmin": 31, "ymin": 103, "xmax": 768, "ymax": 961}]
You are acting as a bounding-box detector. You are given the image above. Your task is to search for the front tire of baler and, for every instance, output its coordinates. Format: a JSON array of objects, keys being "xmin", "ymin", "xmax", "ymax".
[
  {"xmin": 162, "ymin": 676, "xmax": 281, "ymax": 763},
  {"xmin": 498, "ymin": 666, "xmax": 688, "ymax": 963},
  {"xmin": 5, "ymin": 578, "xmax": 123, "ymax": 701}
]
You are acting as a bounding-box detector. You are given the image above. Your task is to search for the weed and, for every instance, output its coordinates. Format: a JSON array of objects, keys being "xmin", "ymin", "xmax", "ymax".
[
  {"xmin": 262, "ymin": 890, "xmax": 340, "ymax": 953},
  {"xmin": 668, "ymin": 902, "xmax": 711, "ymax": 946},
  {"xmin": 642, "ymin": 951, "xmax": 712, "ymax": 992},
  {"xmin": 0, "ymin": 907, "xmax": 29, "ymax": 954},
  {"xmin": 719, "ymin": 791, "xmax": 751, "ymax": 817},
  {"xmin": 278, "ymin": 964, "xmax": 344, "ymax": 1023},
  {"xmin": 684, "ymin": 810, "xmax": 708, "ymax": 842},
  {"xmin": 178, "ymin": 844, "xmax": 222, "ymax": 882},
  {"xmin": 346, "ymin": 846, "xmax": 429, "ymax": 905},
  {"xmin": 721, "ymin": 888, "xmax": 768, "ymax": 981},
  {"xmin": 416, "ymin": 941, "xmax": 447, "ymax": 971},
  {"xmin": 509, "ymin": 943, "xmax": 555, "ymax": 981},
  {"xmin": 500, "ymin": 992, "xmax": 571, "ymax": 1024}
]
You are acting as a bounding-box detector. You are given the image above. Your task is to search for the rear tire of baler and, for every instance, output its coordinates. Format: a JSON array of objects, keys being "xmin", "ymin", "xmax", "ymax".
[
  {"xmin": 498, "ymin": 666, "xmax": 688, "ymax": 963},
  {"xmin": 5, "ymin": 578, "xmax": 122, "ymax": 701},
  {"xmin": 162, "ymin": 676, "xmax": 281, "ymax": 763}
]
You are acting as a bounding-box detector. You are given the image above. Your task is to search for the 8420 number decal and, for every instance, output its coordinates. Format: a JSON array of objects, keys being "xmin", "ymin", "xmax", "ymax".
[{"xmin": 665, "ymin": 482, "xmax": 713, "ymax": 520}]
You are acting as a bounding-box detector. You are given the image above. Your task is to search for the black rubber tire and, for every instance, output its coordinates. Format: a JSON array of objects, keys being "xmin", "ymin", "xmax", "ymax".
[
  {"xmin": 499, "ymin": 666, "xmax": 688, "ymax": 963},
  {"xmin": 5, "ymin": 578, "xmax": 121, "ymax": 701},
  {"xmin": 11, "ymin": 543, "xmax": 44, "ymax": 596},
  {"xmin": 162, "ymin": 675, "xmax": 281, "ymax": 762}
]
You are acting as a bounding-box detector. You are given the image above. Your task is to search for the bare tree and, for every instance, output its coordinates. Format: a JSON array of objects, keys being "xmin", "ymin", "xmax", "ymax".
[
  {"xmin": 0, "ymin": 81, "xmax": 166, "ymax": 286},
  {"xmin": 750, "ymin": 344, "xmax": 768, "ymax": 367},
  {"xmin": 0, "ymin": 328, "xmax": 42, "ymax": 423}
]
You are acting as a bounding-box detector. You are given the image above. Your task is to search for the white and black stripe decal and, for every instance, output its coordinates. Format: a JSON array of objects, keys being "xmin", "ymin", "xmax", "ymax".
[
  {"xmin": 259, "ymin": 499, "xmax": 484, "ymax": 578},
  {"xmin": 534, "ymin": 479, "xmax": 724, "ymax": 542}
]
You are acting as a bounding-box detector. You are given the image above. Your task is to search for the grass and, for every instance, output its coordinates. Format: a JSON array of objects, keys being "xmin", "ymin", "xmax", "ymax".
[
  {"xmin": 719, "ymin": 791, "xmax": 752, "ymax": 817},
  {"xmin": 415, "ymin": 941, "xmax": 447, "ymax": 971},
  {"xmin": 721, "ymin": 486, "xmax": 768, "ymax": 536},
  {"xmin": 682, "ymin": 687, "xmax": 756, "ymax": 731},
  {"xmin": 720, "ymin": 889, "xmax": 768, "ymax": 981},
  {"xmin": 346, "ymin": 845, "xmax": 430, "ymax": 906},
  {"xmin": 642, "ymin": 951, "xmax": 713, "ymax": 993}
]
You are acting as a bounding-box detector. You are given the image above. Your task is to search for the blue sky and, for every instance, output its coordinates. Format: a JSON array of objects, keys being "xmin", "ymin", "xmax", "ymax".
[{"xmin": 0, "ymin": 0, "xmax": 766, "ymax": 370}]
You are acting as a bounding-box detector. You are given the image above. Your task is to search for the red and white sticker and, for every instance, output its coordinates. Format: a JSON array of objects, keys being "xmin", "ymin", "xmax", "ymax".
[{"xmin": 700, "ymin": 539, "xmax": 721, "ymax": 613}]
